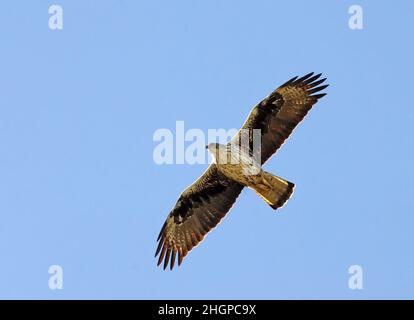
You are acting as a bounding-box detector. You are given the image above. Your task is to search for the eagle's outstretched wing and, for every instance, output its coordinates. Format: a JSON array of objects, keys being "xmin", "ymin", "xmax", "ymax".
[
  {"xmin": 233, "ymin": 72, "xmax": 328, "ymax": 164},
  {"xmin": 155, "ymin": 165, "xmax": 243, "ymax": 270}
]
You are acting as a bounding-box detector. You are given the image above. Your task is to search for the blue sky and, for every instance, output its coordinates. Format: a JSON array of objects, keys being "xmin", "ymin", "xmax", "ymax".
[{"xmin": 0, "ymin": 1, "xmax": 413, "ymax": 299}]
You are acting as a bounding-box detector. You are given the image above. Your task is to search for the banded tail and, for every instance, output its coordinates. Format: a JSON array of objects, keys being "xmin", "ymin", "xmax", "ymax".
[{"xmin": 252, "ymin": 171, "xmax": 295, "ymax": 210}]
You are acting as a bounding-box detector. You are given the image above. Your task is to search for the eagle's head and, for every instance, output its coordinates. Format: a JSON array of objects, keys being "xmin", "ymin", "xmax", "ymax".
[{"xmin": 206, "ymin": 143, "xmax": 227, "ymax": 164}]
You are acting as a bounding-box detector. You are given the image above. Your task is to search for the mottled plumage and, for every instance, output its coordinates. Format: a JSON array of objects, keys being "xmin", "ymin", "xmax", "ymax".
[{"xmin": 156, "ymin": 72, "xmax": 328, "ymax": 270}]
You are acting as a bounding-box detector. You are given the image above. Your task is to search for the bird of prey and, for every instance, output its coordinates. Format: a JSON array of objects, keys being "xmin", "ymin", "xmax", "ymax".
[{"xmin": 155, "ymin": 72, "xmax": 328, "ymax": 270}]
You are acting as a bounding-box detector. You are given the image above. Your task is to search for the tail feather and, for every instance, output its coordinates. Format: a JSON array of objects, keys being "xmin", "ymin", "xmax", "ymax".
[{"xmin": 252, "ymin": 172, "xmax": 295, "ymax": 210}]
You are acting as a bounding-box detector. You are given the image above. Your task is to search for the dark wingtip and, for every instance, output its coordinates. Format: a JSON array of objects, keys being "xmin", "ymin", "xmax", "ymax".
[
  {"xmin": 157, "ymin": 242, "xmax": 167, "ymax": 266},
  {"xmin": 292, "ymin": 72, "xmax": 314, "ymax": 85},
  {"xmin": 311, "ymin": 93, "xmax": 327, "ymax": 100},
  {"xmin": 283, "ymin": 73, "xmax": 329, "ymax": 96},
  {"xmin": 170, "ymin": 249, "xmax": 176, "ymax": 270},
  {"xmin": 281, "ymin": 76, "xmax": 298, "ymax": 87},
  {"xmin": 300, "ymin": 73, "xmax": 328, "ymax": 99},
  {"xmin": 163, "ymin": 248, "xmax": 171, "ymax": 270},
  {"xmin": 303, "ymin": 73, "xmax": 322, "ymax": 85},
  {"xmin": 157, "ymin": 222, "xmax": 167, "ymax": 241},
  {"xmin": 155, "ymin": 239, "xmax": 163, "ymax": 257},
  {"xmin": 178, "ymin": 248, "xmax": 183, "ymax": 266},
  {"xmin": 308, "ymin": 78, "xmax": 326, "ymax": 88},
  {"xmin": 308, "ymin": 84, "xmax": 329, "ymax": 95}
]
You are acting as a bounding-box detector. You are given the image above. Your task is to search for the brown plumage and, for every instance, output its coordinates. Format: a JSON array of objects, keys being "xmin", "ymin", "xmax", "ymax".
[{"xmin": 156, "ymin": 72, "xmax": 328, "ymax": 270}]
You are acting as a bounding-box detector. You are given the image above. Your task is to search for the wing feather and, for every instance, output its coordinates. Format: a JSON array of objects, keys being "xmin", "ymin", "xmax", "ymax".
[
  {"xmin": 233, "ymin": 72, "xmax": 328, "ymax": 164},
  {"xmin": 155, "ymin": 165, "xmax": 243, "ymax": 270}
]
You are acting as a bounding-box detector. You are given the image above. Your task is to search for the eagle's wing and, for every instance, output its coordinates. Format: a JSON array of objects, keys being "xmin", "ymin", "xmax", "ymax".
[
  {"xmin": 233, "ymin": 72, "xmax": 328, "ymax": 164},
  {"xmin": 155, "ymin": 165, "xmax": 244, "ymax": 270}
]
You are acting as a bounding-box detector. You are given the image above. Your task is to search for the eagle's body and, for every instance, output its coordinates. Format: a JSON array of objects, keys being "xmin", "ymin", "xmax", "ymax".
[
  {"xmin": 207, "ymin": 142, "xmax": 261, "ymax": 178},
  {"xmin": 155, "ymin": 73, "xmax": 328, "ymax": 270},
  {"xmin": 207, "ymin": 142, "xmax": 293, "ymax": 209}
]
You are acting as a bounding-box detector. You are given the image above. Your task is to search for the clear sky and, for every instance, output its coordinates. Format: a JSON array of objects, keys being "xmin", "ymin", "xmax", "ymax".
[{"xmin": 1, "ymin": 1, "xmax": 413, "ymax": 299}]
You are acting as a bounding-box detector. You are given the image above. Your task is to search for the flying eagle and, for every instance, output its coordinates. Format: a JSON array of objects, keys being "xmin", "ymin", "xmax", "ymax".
[{"xmin": 155, "ymin": 72, "xmax": 328, "ymax": 270}]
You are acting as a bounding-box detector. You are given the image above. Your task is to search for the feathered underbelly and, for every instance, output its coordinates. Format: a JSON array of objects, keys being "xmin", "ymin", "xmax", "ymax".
[{"xmin": 215, "ymin": 148, "xmax": 262, "ymax": 186}]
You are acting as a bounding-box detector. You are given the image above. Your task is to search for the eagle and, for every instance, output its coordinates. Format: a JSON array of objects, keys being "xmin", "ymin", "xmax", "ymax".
[{"xmin": 155, "ymin": 72, "xmax": 328, "ymax": 270}]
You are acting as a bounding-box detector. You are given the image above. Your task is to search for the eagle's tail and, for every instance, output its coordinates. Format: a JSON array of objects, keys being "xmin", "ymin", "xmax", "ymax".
[{"xmin": 252, "ymin": 171, "xmax": 295, "ymax": 210}]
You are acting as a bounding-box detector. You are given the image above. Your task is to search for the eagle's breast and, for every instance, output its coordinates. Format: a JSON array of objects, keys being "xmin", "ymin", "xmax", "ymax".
[{"xmin": 214, "ymin": 144, "xmax": 262, "ymax": 185}]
